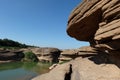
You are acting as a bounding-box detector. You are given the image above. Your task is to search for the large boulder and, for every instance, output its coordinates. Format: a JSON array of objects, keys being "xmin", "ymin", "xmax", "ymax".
[
  {"xmin": 0, "ymin": 50, "xmax": 24, "ymax": 61},
  {"xmin": 24, "ymin": 47, "xmax": 61, "ymax": 63},
  {"xmin": 67, "ymin": 0, "xmax": 120, "ymax": 43},
  {"xmin": 67, "ymin": 0, "xmax": 120, "ymax": 66},
  {"xmin": 67, "ymin": 0, "xmax": 110, "ymax": 41}
]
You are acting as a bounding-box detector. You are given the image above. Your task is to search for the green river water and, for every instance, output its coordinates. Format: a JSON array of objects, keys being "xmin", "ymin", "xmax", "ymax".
[{"xmin": 0, "ymin": 62, "xmax": 51, "ymax": 80}]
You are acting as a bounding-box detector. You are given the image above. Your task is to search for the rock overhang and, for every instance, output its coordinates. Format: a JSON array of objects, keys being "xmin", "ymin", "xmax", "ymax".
[{"xmin": 67, "ymin": 0, "xmax": 111, "ymax": 41}]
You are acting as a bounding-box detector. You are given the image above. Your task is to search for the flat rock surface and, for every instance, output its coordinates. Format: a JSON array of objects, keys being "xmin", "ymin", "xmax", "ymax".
[{"xmin": 32, "ymin": 57, "xmax": 120, "ymax": 80}]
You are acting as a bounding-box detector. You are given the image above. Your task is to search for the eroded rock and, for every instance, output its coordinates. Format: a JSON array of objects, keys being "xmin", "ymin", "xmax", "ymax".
[
  {"xmin": 32, "ymin": 0, "xmax": 120, "ymax": 80},
  {"xmin": 67, "ymin": 0, "xmax": 111, "ymax": 41},
  {"xmin": 0, "ymin": 50, "xmax": 24, "ymax": 61},
  {"xmin": 67, "ymin": 0, "xmax": 120, "ymax": 61},
  {"xmin": 23, "ymin": 47, "xmax": 61, "ymax": 63},
  {"xmin": 59, "ymin": 46, "xmax": 97, "ymax": 62},
  {"xmin": 32, "ymin": 57, "xmax": 120, "ymax": 80}
]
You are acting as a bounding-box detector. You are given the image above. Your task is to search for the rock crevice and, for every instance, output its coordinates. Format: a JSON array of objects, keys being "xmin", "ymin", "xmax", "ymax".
[{"xmin": 64, "ymin": 64, "xmax": 72, "ymax": 80}]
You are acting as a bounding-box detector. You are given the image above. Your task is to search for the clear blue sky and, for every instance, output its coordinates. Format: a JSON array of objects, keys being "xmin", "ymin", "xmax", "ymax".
[{"xmin": 0, "ymin": 0, "xmax": 89, "ymax": 49}]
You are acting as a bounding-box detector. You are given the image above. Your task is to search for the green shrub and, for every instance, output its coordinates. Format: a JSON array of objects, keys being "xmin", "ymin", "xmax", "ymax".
[{"xmin": 23, "ymin": 52, "xmax": 38, "ymax": 62}]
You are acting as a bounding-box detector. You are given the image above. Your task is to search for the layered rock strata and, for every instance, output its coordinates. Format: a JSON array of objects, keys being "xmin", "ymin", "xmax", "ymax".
[
  {"xmin": 67, "ymin": 0, "xmax": 120, "ymax": 66},
  {"xmin": 59, "ymin": 46, "xmax": 97, "ymax": 62},
  {"xmin": 22, "ymin": 47, "xmax": 61, "ymax": 63},
  {"xmin": 0, "ymin": 49, "xmax": 24, "ymax": 62},
  {"xmin": 32, "ymin": 0, "xmax": 120, "ymax": 80}
]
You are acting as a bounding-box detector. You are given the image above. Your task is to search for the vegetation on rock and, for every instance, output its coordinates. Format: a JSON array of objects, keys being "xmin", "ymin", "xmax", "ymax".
[{"xmin": 22, "ymin": 52, "xmax": 39, "ymax": 62}]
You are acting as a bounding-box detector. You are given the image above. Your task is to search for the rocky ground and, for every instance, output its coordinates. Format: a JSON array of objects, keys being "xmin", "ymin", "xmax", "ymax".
[{"xmin": 33, "ymin": 57, "xmax": 120, "ymax": 80}]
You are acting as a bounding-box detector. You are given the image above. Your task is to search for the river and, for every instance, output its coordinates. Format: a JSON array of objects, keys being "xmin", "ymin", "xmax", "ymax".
[{"xmin": 0, "ymin": 62, "xmax": 51, "ymax": 80}]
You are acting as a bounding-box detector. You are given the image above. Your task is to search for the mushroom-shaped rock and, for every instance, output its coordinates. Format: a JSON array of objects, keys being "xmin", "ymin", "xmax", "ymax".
[{"xmin": 67, "ymin": 0, "xmax": 110, "ymax": 41}]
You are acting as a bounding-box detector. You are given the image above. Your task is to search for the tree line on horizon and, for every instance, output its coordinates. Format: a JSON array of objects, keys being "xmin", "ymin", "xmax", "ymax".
[{"xmin": 0, "ymin": 38, "xmax": 32, "ymax": 48}]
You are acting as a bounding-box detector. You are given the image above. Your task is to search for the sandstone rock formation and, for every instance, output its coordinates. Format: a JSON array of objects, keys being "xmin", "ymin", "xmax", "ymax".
[
  {"xmin": 33, "ymin": 57, "xmax": 120, "ymax": 80},
  {"xmin": 0, "ymin": 47, "xmax": 61, "ymax": 63},
  {"xmin": 0, "ymin": 49, "xmax": 24, "ymax": 62},
  {"xmin": 59, "ymin": 46, "xmax": 97, "ymax": 62},
  {"xmin": 32, "ymin": 0, "xmax": 120, "ymax": 80},
  {"xmin": 67, "ymin": 0, "xmax": 120, "ymax": 67},
  {"xmin": 22, "ymin": 47, "xmax": 61, "ymax": 63},
  {"xmin": 67, "ymin": 0, "xmax": 120, "ymax": 42}
]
